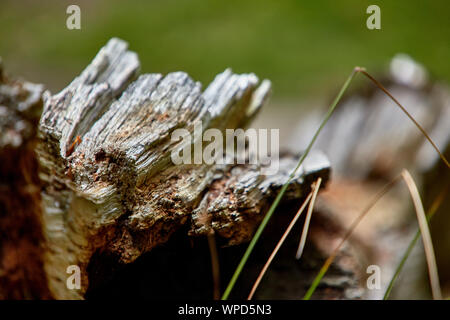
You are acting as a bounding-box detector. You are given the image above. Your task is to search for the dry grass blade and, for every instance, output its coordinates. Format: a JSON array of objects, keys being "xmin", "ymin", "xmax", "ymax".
[
  {"xmin": 296, "ymin": 178, "xmax": 322, "ymax": 259},
  {"xmin": 303, "ymin": 175, "xmax": 401, "ymax": 299},
  {"xmin": 384, "ymin": 184, "xmax": 447, "ymax": 299},
  {"xmin": 221, "ymin": 69, "xmax": 360, "ymax": 300},
  {"xmin": 359, "ymin": 70, "xmax": 449, "ymax": 168},
  {"xmin": 225, "ymin": 67, "xmax": 448, "ymax": 300},
  {"xmin": 207, "ymin": 233, "xmax": 221, "ymax": 300},
  {"xmin": 247, "ymin": 186, "xmax": 317, "ymax": 300},
  {"xmin": 401, "ymin": 169, "xmax": 442, "ymax": 300}
]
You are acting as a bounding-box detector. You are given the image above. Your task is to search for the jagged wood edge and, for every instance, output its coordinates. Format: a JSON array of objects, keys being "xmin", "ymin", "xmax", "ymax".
[{"xmin": 37, "ymin": 38, "xmax": 330, "ymax": 299}]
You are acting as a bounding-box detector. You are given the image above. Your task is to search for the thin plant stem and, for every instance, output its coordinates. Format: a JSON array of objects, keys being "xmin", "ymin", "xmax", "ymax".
[
  {"xmin": 295, "ymin": 179, "xmax": 322, "ymax": 260},
  {"xmin": 401, "ymin": 169, "xmax": 442, "ymax": 300},
  {"xmin": 207, "ymin": 233, "xmax": 221, "ymax": 300},
  {"xmin": 221, "ymin": 68, "xmax": 360, "ymax": 300},
  {"xmin": 247, "ymin": 189, "xmax": 315, "ymax": 300},
  {"xmin": 359, "ymin": 70, "xmax": 449, "ymax": 168},
  {"xmin": 248, "ymin": 178, "xmax": 322, "ymax": 300},
  {"xmin": 383, "ymin": 185, "xmax": 447, "ymax": 300},
  {"xmin": 303, "ymin": 175, "xmax": 401, "ymax": 300},
  {"xmin": 223, "ymin": 67, "xmax": 449, "ymax": 300}
]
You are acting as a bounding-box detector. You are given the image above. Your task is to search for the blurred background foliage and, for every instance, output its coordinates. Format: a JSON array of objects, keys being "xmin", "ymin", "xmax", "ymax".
[{"xmin": 1, "ymin": 0, "xmax": 449, "ymax": 103}]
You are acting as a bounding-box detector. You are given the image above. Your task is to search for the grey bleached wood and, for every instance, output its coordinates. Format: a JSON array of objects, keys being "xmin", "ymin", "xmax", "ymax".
[{"xmin": 36, "ymin": 38, "xmax": 330, "ymax": 299}]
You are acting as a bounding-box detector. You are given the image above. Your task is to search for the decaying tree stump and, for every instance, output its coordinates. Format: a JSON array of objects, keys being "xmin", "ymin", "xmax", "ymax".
[
  {"xmin": 31, "ymin": 38, "xmax": 334, "ymax": 299},
  {"xmin": 3, "ymin": 41, "xmax": 447, "ymax": 300}
]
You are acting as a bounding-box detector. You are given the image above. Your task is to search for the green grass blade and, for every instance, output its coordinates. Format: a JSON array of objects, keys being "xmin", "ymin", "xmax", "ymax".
[
  {"xmin": 383, "ymin": 228, "xmax": 422, "ymax": 300},
  {"xmin": 247, "ymin": 189, "xmax": 314, "ymax": 300},
  {"xmin": 384, "ymin": 179, "xmax": 447, "ymax": 300},
  {"xmin": 221, "ymin": 68, "xmax": 360, "ymax": 300},
  {"xmin": 303, "ymin": 176, "xmax": 400, "ymax": 300},
  {"xmin": 303, "ymin": 259, "xmax": 332, "ymax": 300}
]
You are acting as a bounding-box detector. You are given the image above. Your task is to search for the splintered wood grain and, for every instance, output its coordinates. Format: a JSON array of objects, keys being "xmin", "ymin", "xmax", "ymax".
[{"xmin": 36, "ymin": 38, "xmax": 330, "ymax": 299}]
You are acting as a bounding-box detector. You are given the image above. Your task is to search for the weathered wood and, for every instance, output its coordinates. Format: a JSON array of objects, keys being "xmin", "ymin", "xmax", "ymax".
[
  {"xmin": 0, "ymin": 60, "xmax": 51, "ymax": 299},
  {"xmin": 4, "ymin": 44, "xmax": 446, "ymax": 300},
  {"xmin": 36, "ymin": 38, "xmax": 331, "ymax": 299}
]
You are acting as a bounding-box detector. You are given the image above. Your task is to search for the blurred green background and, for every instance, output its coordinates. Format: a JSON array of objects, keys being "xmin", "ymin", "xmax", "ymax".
[{"xmin": 1, "ymin": 0, "xmax": 449, "ymax": 102}]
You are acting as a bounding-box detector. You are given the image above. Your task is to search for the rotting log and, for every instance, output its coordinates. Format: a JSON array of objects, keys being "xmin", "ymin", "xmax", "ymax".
[{"xmin": 34, "ymin": 38, "xmax": 332, "ymax": 299}]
